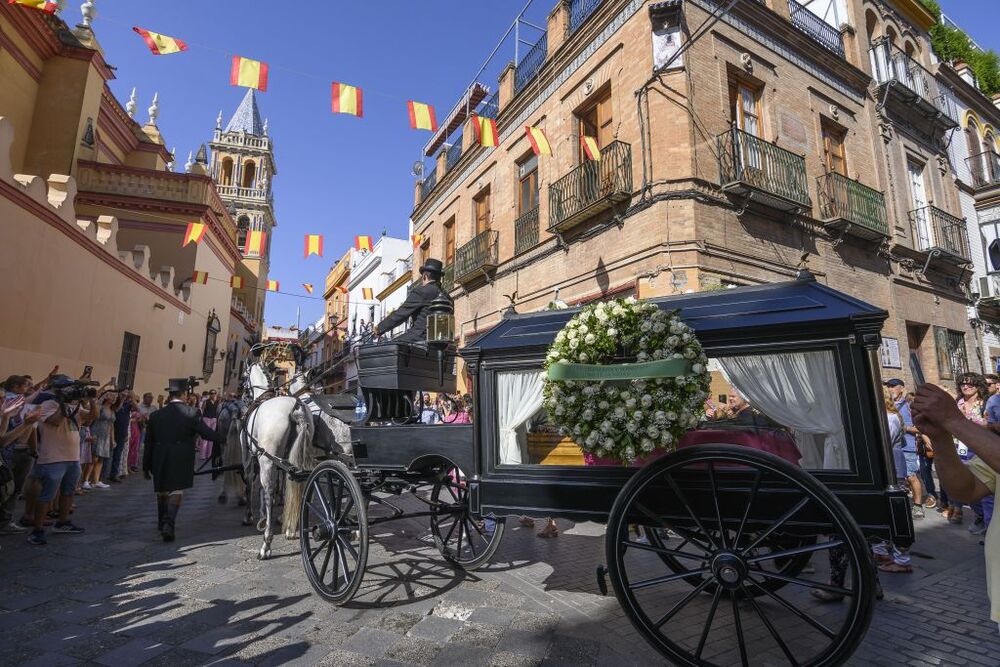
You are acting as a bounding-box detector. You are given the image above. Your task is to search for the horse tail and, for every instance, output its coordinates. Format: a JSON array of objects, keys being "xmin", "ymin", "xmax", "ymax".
[
  {"xmin": 223, "ymin": 417, "xmax": 244, "ymax": 499},
  {"xmin": 281, "ymin": 401, "xmax": 314, "ymax": 538}
]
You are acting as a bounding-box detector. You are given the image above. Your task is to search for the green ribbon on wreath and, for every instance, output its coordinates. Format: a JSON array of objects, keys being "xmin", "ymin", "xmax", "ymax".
[{"xmin": 546, "ymin": 358, "xmax": 692, "ymax": 382}]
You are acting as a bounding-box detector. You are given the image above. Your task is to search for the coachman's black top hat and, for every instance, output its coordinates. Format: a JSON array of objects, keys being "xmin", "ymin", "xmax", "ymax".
[
  {"xmin": 165, "ymin": 377, "xmax": 198, "ymax": 393},
  {"xmin": 419, "ymin": 258, "xmax": 444, "ymax": 277}
]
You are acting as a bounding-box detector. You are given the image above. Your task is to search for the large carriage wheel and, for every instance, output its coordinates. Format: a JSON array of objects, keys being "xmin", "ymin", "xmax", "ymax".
[
  {"xmin": 430, "ymin": 464, "xmax": 505, "ymax": 570},
  {"xmin": 300, "ymin": 460, "xmax": 369, "ymax": 604},
  {"xmin": 606, "ymin": 445, "xmax": 875, "ymax": 666}
]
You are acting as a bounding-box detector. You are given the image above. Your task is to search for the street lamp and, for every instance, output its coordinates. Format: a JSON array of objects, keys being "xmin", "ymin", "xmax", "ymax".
[{"xmin": 426, "ymin": 292, "xmax": 454, "ymax": 386}]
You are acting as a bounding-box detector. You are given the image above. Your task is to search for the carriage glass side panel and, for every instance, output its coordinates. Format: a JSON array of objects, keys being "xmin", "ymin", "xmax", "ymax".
[{"xmin": 495, "ymin": 345, "xmax": 856, "ymax": 474}]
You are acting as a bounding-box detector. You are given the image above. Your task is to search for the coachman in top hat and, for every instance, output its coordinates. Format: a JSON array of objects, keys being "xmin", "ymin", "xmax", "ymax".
[
  {"xmin": 143, "ymin": 377, "xmax": 226, "ymax": 541},
  {"xmin": 373, "ymin": 258, "xmax": 452, "ymax": 343}
]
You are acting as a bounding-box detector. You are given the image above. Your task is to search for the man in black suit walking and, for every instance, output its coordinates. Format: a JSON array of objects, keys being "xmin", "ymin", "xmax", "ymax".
[
  {"xmin": 373, "ymin": 258, "xmax": 451, "ymax": 343},
  {"xmin": 143, "ymin": 378, "xmax": 226, "ymax": 541}
]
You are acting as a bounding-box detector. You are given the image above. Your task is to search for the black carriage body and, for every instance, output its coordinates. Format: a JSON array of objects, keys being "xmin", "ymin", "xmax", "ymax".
[{"xmin": 461, "ymin": 275, "xmax": 915, "ymax": 547}]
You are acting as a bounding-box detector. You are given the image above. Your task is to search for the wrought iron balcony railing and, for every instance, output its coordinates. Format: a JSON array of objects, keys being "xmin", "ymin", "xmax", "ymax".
[
  {"xmin": 717, "ymin": 127, "xmax": 811, "ymax": 210},
  {"xmin": 420, "ymin": 170, "xmax": 437, "ymax": 201},
  {"xmin": 478, "ymin": 91, "xmax": 499, "ymax": 120},
  {"xmin": 515, "ymin": 33, "xmax": 547, "ymax": 93},
  {"xmin": 454, "ymin": 230, "xmax": 499, "ymax": 283},
  {"xmin": 788, "ymin": 0, "xmax": 844, "ymax": 57},
  {"xmin": 446, "ymin": 142, "xmax": 463, "ymax": 171},
  {"xmin": 549, "ymin": 140, "xmax": 632, "ymax": 232},
  {"xmin": 569, "ymin": 0, "xmax": 602, "ymax": 35},
  {"xmin": 869, "ymin": 39, "xmax": 957, "ymax": 123},
  {"xmin": 515, "ymin": 206, "xmax": 540, "ymax": 255},
  {"xmin": 816, "ymin": 172, "xmax": 888, "ymax": 238},
  {"xmin": 908, "ymin": 205, "xmax": 971, "ymax": 262},
  {"xmin": 966, "ymin": 151, "xmax": 1000, "ymax": 190}
]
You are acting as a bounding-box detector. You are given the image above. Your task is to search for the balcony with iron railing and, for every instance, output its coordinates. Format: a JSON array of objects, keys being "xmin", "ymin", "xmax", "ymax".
[
  {"xmin": 717, "ymin": 127, "xmax": 811, "ymax": 211},
  {"xmin": 454, "ymin": 230, "xmax": 499, "ymax": 284},
  {"xmin": 788, "ymin": 0, "xmax": 844, "ymax": 57},
  {"xmin": 908, "ymin": 205, "xmax": 971, "ymax": 264},
  {"xmin": 515, "ymin": 33, "xmax": 547, "ymax": 93},
  {"xmin": 569, "ymin": 0, "xmax": 602, "ymax": 35},
  {"xmin": 515, "ymin": 206, "xmax": 540, "ymax": 255},
  {"xmin": 816, "ymin": 172, "xmax": 889, "ymax": 239},
  {"xmin": 478, "ymin": 91, "xmax": 499, "ymax": 119},
  {"xmin": 446, "ymin": 141, "xmax": 463, "ymax": 172},
  {"xmin": 420, "ymin": 170, "xmax": 437, "ymax": 201},
  {"xmin": 549, "ymin": 141, "xmax": 632, "ymax": 233},
  {"xmin": 869, "ymin": 39, "xmax": 958, "ymax": 129},
  {"xmin": 966, "ymin": 151, "xmax": 1000, "ymax": 191}
]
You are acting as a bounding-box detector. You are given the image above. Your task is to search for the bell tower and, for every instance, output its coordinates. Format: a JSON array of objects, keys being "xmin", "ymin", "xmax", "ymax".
[{"xmin": 209, "ymin": 89, "xmax": 277, "ymax": 328}]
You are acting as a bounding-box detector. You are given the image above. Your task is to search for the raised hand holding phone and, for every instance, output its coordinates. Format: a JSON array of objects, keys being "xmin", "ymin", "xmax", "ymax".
[{"xmin": 909, "ymin": 351, "xmax": 926, "ymax": 387}]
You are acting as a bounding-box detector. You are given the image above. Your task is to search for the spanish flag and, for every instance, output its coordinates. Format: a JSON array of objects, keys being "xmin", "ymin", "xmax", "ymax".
[
  {"xmin": 473, "ymin": 115, "xmax": 499, "ymax": 148},
  {"xmin": 581, "ymin": 136, "xmax": 601, "ymax": 161},
  {"xmin": 266, "ymin": 279, "xmax": 279, "ymax": 292},
  {"xmin": 335, "ymin": 285, "xmax": 348, "ymax": 295},
  {"xmin": 230, "ymin": 55, "xmax": 269, "ymax": 92},
  {"xmin": 355, "ymin": 235, "xmax": 372, "ymax": 252},
  {"xmin": 411, "ymin": 233, "xmax": 424, "ymax": 248},
  {"xmin": 8, "ymin": 0, "xmax": 58, "ymax": 14},
  {"xmin": 133, "ymin": 27, "xmax": 188, "ymax": 55},
  {"xmin": 362, "ymin": 287, "xmax": 374, "ymax": 300},
  {"xmin": 331, "ymin": 82, "xmax": 363, "ymax": 117},
  {"xmin": 182, "ymin": 222, "xmax": 206, "ymax": 247},
  {"xmin": 303, "ymin": 283, "xmax": 314, "ymax": 294},
  {"xmin": 192, "ymin": 271, "xmax": 209, "ymax": 285},
  {"xmin": 230, "ymin": 276, "xmax": 244, "ymax": 289},
  {"xmin": 407, "ymin": 101, "xmax": 438, "ymax": 132},
  {"xmin": 304, "ymin": 234, "xmax": 323, "ymax": 258},
  {"xmin": 245, "ymin": 230, "xmax": 267, "ymax": 255},
  {"xmin": 525, "ymin": 126, "xmax": 552, "ymax": 156}
]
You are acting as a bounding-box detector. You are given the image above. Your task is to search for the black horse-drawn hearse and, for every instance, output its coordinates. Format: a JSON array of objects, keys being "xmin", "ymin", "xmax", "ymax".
[{"xmin": 298, "ymin": 272, "xmax": 910, "ymax": 665}]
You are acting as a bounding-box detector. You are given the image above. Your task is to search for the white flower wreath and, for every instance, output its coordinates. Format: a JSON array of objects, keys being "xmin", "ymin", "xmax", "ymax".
[{"xmin": 543, "ymin": 297, "xmax": 711, "ymax": 463}]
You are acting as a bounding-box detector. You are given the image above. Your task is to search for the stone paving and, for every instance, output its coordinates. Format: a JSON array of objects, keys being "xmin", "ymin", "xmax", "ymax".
[{"xmin": 1, "ymin": 472, "xmax": 998, "ymax": 666}]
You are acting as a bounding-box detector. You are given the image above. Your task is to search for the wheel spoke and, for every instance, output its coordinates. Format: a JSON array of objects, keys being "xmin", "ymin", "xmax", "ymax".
[
  {"xmin": 333, "ymin": 479, "xmax": 345, "ymax": 521},
  {"xmin": 733, "ymin": 469, "xmax": 762, "ymax": 547},
  {"xmin": 745, "ymin": 577, "xmax": 837, "ymax": 639},
  {"xmin": 308, "ymin": 539, "xmax": 328, "ymax": 561},
  {"xmin": 443, "ymin": 515, "xmax": 459, "ymax": 546},
  {"xmin": 338, "ymin": 535, "xmax": 360, "ymax": 565},
  {"xmin": 331, "ymin": 536, "xmax": 341, "ymax": 587},
  {"xmin": 622, "ymin": 540, "xmax": 708, "ymax": 563},
  {"xmin": 319, "ymin": 540, "xmax": 334, "ymax": 583},
  {"xmin": 741, "ymin": 497, "xmax": 809, "ymax": 555},
  {"xmin": 464, "ymin": 519, "xmax": 478, "ymax": 558},
  {"xmin": 742, "ymin": 584, "xmax": 800, "ymax": 666},
  {"xmin": 455, "ymin": 516, "xmax": 466, "ymax": 559},
  {"xmin": 747, "ymin": 539, "xmax": 844, "ymax": 564},
  {"xmin": 653, "ymin": 576, "xmax": 713, "ymax": 628},
  {"xmin": 338, "ymin": 543, "xmax": 351, "ymax": 585},
  {"xmin": 629, "ymin": 567, "xmax": 711, "ymax": 591},
  {"xmin": 664, "ymin": 473, "xmax": 720, "ymax": 551},
  {"xmin": 707, "ymin": 463, "xmax": 729, "ymax": 550},
  {"xmin": 306, "ymin": 499, "xmax": 327, "ymax": 523},
  {"xmin": 753, "ymin": 570, "xmax": 854, "ymax": 596},
  {"xmin": 694, "ymin": 586, "xmax": 724, "ymax": 660},
  {"xmin": 731, "ymin": 593, "xmax": 749, "ymax": 667},
  {"xmin": 315, "ymin": 480, "xmax": 334, "ymax": 522}
]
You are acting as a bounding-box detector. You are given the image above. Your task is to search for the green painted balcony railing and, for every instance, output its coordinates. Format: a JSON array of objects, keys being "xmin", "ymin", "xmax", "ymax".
[
  {"xmin": 717, "ymin": 127, "xmax": 811, "ymax": 210},
  {"xmin": 816, "ymin": 172, "xmax": 889, "ymax": 237},
  {"xmin": 514, "ymin": 206, "xmax": 540, "ymax": 255},
  {"xmin": 548, "ymin": 140, "xmax": 632, "ymax": 232},
  {"xmin": 454, "ymin": 230, "xmax": 499, "ymax": 283}
]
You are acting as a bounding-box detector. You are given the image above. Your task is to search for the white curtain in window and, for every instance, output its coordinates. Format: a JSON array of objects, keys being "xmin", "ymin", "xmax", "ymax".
[
  {"xmin": 717, "ymin": 350, "xmax": 848, "ymax": 469},
  {"xmin": 497, "ymin": 370, "xmax": 545, "ymax": 465}
]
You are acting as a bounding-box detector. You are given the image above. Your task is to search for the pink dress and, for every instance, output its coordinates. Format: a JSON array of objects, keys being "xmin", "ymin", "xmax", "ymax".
[{"xmin": 127, "ymin": 410, "xmax": 142, "ymax": 469}]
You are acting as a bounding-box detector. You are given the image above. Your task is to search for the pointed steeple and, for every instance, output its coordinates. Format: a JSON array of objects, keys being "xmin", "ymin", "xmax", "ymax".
[{"xmin": 224, "ymin": 89, "xmax": 264, "ymax": 136}]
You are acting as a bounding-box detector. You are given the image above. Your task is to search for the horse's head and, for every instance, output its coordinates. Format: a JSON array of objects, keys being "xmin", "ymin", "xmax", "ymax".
[{"xmin": 246, "ymin": 363, "xmax": 272, "ymax": 401}]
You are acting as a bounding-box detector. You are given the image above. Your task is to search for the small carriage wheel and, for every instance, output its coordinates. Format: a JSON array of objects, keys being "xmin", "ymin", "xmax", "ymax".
[
  {"xmin": 430, "ymin": 464, "xmax": 506, "ymax": 571},
  {"xmin": 300, "ymin": 460, "xmax": 369, "ymax": 604},
  {"xmin": 606, "ymin": 445, "xmax": 875, "ymax": 666}
]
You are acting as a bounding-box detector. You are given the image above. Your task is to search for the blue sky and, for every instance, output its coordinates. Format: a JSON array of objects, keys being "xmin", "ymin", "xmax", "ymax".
[
  {"xmin": 90, "ymin": 1, "xmax": 996, "ymax": 328},
  {"xmin": 91, "ymin": 0, "xmax": 549, "ymax": 329}
]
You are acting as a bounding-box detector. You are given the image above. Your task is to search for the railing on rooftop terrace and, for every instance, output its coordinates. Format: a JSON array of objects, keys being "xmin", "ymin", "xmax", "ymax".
[
  {"xmin": 515, "ymin": 33, "xmax": 547, "ymax": 93},
  {"xmin": 478, "ymin": 91, "xmax": 499, "ymax": 119},
  {"xmin": 788, "ymin": 0, "xmax": 844, "ymax": 57},
  {"xmin": 446, "ymin": 142, "xmax": 463, "ymax": 171},
  {"xmin": 569, "ymin": 0, "xmax": 602, "ymax": 35},
  {"xmin": 420, "ymin": 170, "xmax": 437, "ymax": 201}
]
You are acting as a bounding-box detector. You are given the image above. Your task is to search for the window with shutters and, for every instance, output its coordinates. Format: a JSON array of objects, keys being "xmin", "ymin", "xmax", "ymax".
[
  {"xmin": 577, "ymin": 87, "xmax": 613, "ymax": 162},
  {"xmin": 117, "ymin": 332, "xmax": 140, "ymax": 390},
  {"xmin": 821, "ymin": 119, "xmax": 848, "ymax": 176},
  {"xmin": 444, "ymin": 217, "xmax": 456, "ymax": 265},
  {"xmin": 518, "ymin": 154, "xmax": 539, "ymax": 215},
  {"xmin": 474, "ymin": 188, "xmax": 491, "ymax": 234},
  {"xmin": 728, "ymin": 78, "xmax": 763, "ymax": 136}
]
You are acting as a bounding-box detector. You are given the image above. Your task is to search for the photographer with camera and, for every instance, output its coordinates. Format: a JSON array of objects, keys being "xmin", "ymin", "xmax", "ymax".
[
  {"xmin": 22, "ymin": 375, "xmax": 99, "ymax": 545},
  {"xmin": 144, "ymin": 377, "xmax": 225, "ymax": 542}
]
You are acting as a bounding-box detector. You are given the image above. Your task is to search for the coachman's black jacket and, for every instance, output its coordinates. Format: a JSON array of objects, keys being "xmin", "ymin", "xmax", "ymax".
[{"xmin": 143, "ymin": 401, "xmax": 225, "ymax": 493}]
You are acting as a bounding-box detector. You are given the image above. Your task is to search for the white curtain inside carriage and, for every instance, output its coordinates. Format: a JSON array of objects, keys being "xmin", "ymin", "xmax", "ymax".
[
  {"xmin": 497, "ymin": 369, "xmax": 546, "ymax": 465},
  {"xmin": 716, "ymin": 350, "xmax": 849, "ymax": 470}
]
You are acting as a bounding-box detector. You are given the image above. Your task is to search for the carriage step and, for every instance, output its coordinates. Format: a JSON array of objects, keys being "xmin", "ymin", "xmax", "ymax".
[{"xmin": 596, "ymin": 565, "xmax": 608, "ymax": 596}]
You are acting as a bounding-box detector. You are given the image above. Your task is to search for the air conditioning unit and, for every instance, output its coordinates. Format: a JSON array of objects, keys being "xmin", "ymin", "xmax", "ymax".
[{"xmin": 980, "ymin": 275, "xmax": 1000, "ymax": 300}]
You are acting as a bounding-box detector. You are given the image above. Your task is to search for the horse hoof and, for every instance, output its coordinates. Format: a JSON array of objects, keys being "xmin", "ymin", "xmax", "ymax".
[{"xmin": 256, "ymin": 518, "xmax": 268, "ymax": 532}]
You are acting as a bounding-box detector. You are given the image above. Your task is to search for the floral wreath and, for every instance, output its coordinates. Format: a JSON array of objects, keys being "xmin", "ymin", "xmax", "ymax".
[{"xmin": 543, "ymin": 297, "xmax": 711, "ymax": 463}]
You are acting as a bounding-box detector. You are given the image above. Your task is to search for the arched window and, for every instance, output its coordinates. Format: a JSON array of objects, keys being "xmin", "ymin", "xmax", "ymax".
[
  {"xmin": 203, "ymin": 312, "xmax": 222, "ymax": 378},
  {"xmin": 220, "ymin": 157, "xmax": 234, "ymax": 185},
  {"xmin": 242, "ymin": 160, "xmax": 256, "ymax": 188},
  {"xmin": 237, "ymin": 215, "xmax": 250, "ymax": 250}
]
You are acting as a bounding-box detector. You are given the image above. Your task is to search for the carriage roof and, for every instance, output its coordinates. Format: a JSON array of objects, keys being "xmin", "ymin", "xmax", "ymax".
[{"xmin": 462, "ymin": 272, "xmax": 888, "ymax": 356}]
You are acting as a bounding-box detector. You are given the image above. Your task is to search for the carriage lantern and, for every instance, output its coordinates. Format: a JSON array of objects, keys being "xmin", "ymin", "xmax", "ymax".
[{"xmin": 426, "ymin": 292, "xmax": 454, "ymax": 385}]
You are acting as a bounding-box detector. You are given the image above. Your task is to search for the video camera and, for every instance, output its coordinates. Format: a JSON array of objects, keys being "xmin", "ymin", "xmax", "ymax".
[{"xmin": 51, "ymin": 377, "xmax": 99, "ymax": 402}]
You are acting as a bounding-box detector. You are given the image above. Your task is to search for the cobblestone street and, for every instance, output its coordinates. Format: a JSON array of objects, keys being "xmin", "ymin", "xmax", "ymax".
[{"xmin": 1, "ymin": 473, "xmax": 998, "ymax": 666}]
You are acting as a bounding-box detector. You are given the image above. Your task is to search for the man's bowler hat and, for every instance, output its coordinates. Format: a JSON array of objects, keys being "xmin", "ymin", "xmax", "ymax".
[{"xmin": 419, "ymin": 258, "xmax": 444, "ymax": 277}]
